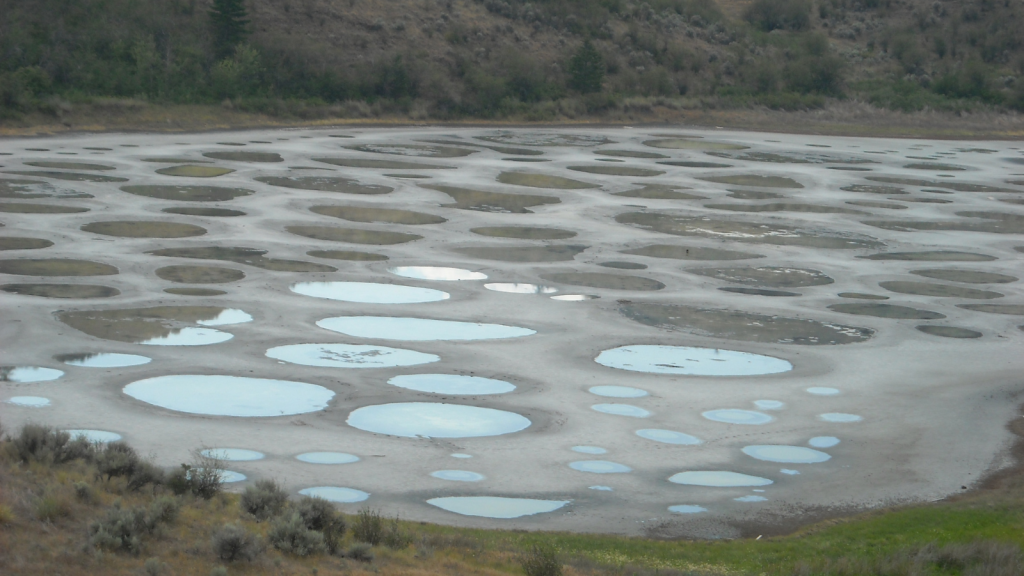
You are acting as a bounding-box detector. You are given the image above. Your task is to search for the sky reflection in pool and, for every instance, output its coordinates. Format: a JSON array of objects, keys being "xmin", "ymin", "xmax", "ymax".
[
  {"xmin": 809, "ymin": 436, "xmax": 840, "ymax": 448},
  {"xmin": 1, "ymin": 366, "xmax": 64, "ymax": 382},
  {"xmin": 588, "ymin": 385, "xmax": 648, "ymax": 398},
  {"xmin": 267, "ymin": 343, "xmax": 439, "ymax": 368},
  {"xmin": 66, "ymin": 429, "xmax": 121, "ymax": 443},
  {"xmin": 754, "ymin": 400, "xmax": 785, "ymax": 410},
  {"xmin": 781, "ymin": 469, "xmax": 800, "ymax": 475},
  {"xmin": 196, "ymin": 308, "xmax": 252, "ymax": 326},
  {"xmin": 347, "ymin": 402, "xmax": 531, "ymax": 438},
  {"xmin": 299, "ymin": 487, "xmax": 369, "ymax": 503},
  {"xmin": 388, "ymin": 374, "xmax": 515, "ymax": 394},
  {"xmin": 742, "ymin": 445, "xmax": 831, "ymax": 463},
  {"xmin": 636, "ymin": 429, "xmax": 701, "ymax": 445},
  {"xmin": 669, "ymin": 505, "xmax": 707, "ymax": 514},
  {"xmin": 551, "ymin": 294, "xmax": 598, "ymax": 301},
  {"xmin": 7, "ymin": 396, "xmax": 50, "ymax": 407},
  {"xmin": 669, "ymin": 471, "xmax": 773, "ymax": 487},
  {"xmin": 123, "ymin": 375, "xmax": 334, "ymax": 416},
  {"xmin": 61, "ymin": 353, "xmax": 151, "ymax": 367},
  {"xmin": 595, "ymin": 345, "xmax": 792, "ymax": 376},
  {"xmin": 807, "ymin": 387, "xmax": 840, "ymax": 395},
  {"xmin": 290, "ymin": 281, "xmax": 449, "ymax": 303},
  {"xmin": 569, "ymin": 460, "xmax": 632, "ymax": 473},
  {"xmin": 140, "ymin": 327, "xmax": 233, "ymax": 346},
  {"xmin": 296, "ymin": 452, "xmax": 360, "ymax": 464},
  {"xmin": 572, "ymin": 446, "xmax": 608, "ymax": 454},
  {"xmin": 592, "ymin": 404, "xmax": 651, "ymax": 418},
  {"xmin": 389, "ymin": 266, "xmax": 487, "ymax": 281},
  {"xmin": 702, "ymin": 409, "xmax": 773, "ymax": 425},
  {"xmin": 485, "ymin": 283, "xmax": 558, "ymax": 294},
  {"xmin": 431, "ymin": 470, "xmax": 485, "ymax": 482},
  {"xmin": 590, "ymin": 486, "xmax": 613, "ymax": 491},
  {"xmin": 735, "ymin": 495, "xmax": 768, "ymax": 502},
  {"xmin": 317, "ymin": 316, "xmax": 535, "ymax": 341},
  {"xmin": 820, "ymin": 413, "xmax": 863, "ymax": 422},
  {"xmin": 427, "ymin": 497, "xmax": 569, "ymax": 518},
  {"xmin": 451, "ymin": 453, "xmax": 473, "ymax": 459},
  {"xmin": 200, "ymin": 448, "xmax": 264, "ymax": 461}
]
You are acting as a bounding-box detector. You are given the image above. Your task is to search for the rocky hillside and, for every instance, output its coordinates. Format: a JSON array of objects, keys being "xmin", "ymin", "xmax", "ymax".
[{"xmin": 1, "ymin": 0, "xmax": 1022, "ymax": 121}]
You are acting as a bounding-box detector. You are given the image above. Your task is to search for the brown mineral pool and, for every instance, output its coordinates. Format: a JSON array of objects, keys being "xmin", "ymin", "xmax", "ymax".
[
  {"xmin": 866, "ymin": 176, "xmax": 1014, "ymax": 193},
  {"xmin": 842, "ymin": 184, "xmax": 906, "ymax": 195},
  {"xmin": 910, "ymin": 269, "xmax": 1016, "ymax": 284},
  {"xmin": 470, "ymin": 226, "xmax": 576, "ymax": 240},
  {"xmin": 0, "ymin": 238, "xmax": 53, "ymax": 250},
  {"xmin": 613, "ymin": 184, "xmax": 705, "ymax": 200},
  {"xmin": 310, "ymin": 205, "xmax": 446, "ymax": 225},
  {"xmin": 24, "ymin": 161, "xmax": 115, "ymax": 171},
  {"xmin": 162, "ymin": 207, "xmax": 245, "ymax": 217},
  {"xmin": 847, "ymin": 201, "xmax": 907, "ymax": 210},
  {"xmin": 956, "ymin": 304, "xmax": 1024, "ymax": 315},
  {"xmin": 312, "ymin": 157, "xmax": 454, "ymax": 170},
  {"xmin": 202, "ymin": 151, "xmax": 283, "ymax": 162},
  {"xmin": 643, "ymin": 139, "xmax": 748, "ymax": 150},
  {"xmin": 0, "ymin": 283, "xmax": 120, "ymax": 298},
  {"xmin": 859, "ymin": 251, "xmax": 996, "ymax": 262},
  {"xmin": 155, "ymin": 265, "xmax": 245, "ymax": 284},
  {"xmin": 658, "ymin": 161, "xmax": 733, "ymax": 168},
  {"xmin": 0, "ymin": 259, "xmax": 118, "ymax": 276},
  {"xmin": 4, "ymin": 170, "xmax": 127, "ymax": 182},
  {"xmin": 827, "ymin": 303, "xmax": 945, "ymax": 320},
  {"xmin": 567, "ymin": 165, "xmax": 665, "ymax": 177},
  {"xmin": 455, "ymin": 245, "xmax": 588, "ymax": 262},
  {"xmin": 307, "ymin": 250, "xmax": 389, "ymax": 261},
  {"xmin": 141, "ymin": 157, "xmax": 214, "ymax": 164},
  {"xmin": 122, "ymin": 185, "xmax": 254, "ymax": 202},
  {"xmin": 719, "ymin": 287, "xmax": 800, "ymax": 297},
  {"xmin": 286, "ymin": 225, "xmax": 421, "ymax": 245},
  {"xmin": 81, "ymin": 221, "xmax": 206, "ymax": 238},
  {"xmin": 0, "ymin": 203, "xmax": 89, "ymax": 214},
  {"xmin": 698, "ymin": 175, "xmax": 804, "ymax": 188},
  {"xmin": 878, "ymin": 281, "xmax": 1002, "ymax": 299},
  {"xmin": 916, "ymin": 325, "xmax": 982, "ymax": 338},
  {"xmin": 688, "ymin": 266, "xmax": 834, "ymax": 287},
  {"xmin": 147, "ymin": 246, "xmax": 336, "ymax": 273},
  {"xmin": 422, "ymin": 184, "xmax": 559, "ymax": 213},
  {"xmin": 348, "ymin": 143, "xmax": 476, "ymax": 158},
  {"xmin": 165, "ymin": 288, "xmax": 227, "ymax": 296},
  {"xmin": 540, "ymin": 272, "xmax": 664, "ymax": 291},
  {"xmin": 598, "ymin": 261, "xmax": 647, "ymax": 270},
  {"xmin": 595, "ymin": 149, "xmax": 668, "ymax": 159},
  {"xmin": 255, "ymin": 176, "xmax": 392, "ymax": 195},
  {"xmin": 155, "ymin": 165, "xmax": 234, "ymax": 177},
  {"xmin": 728, "ymin": 190, "xmax": 784, "ymax": 200},
  {"xmin": 497, "ymin": 172, "xmax": 598, "ymax": 190},
  {"xmin": 838, "ymin": 292, "xmax": 888, "ymax": 300},
  {"xmin": 58, "ymin": 306, "xmax": 249, "ymax": 345},
  {"xmin": 621, "ymin": 244, "xmax": 764, "ymax": 261},
  {"xmin": 704, "ymin": 202, "xmax": 864, "ymax": 214}
]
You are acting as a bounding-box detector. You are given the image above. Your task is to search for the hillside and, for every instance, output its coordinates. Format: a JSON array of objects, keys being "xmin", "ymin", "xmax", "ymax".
[{"xmin": 1, "ymin": 0, "xmax": 1023, "ymax": 126}]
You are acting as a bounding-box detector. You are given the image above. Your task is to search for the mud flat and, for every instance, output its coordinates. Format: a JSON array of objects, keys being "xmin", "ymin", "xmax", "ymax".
[{"xmin": 1, "ymin": 126, "xmax": 1022, "ymax": 538}]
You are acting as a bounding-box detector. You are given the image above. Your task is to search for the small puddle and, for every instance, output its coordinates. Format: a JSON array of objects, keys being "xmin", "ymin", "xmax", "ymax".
[
  {"xmin": 621, "ymin": 302, "xmax": 874, "ymax": 345},
  {"xmin": 267, "ymin": 343, "xmax": 439, "ymax": 368},
  {"xmin": 742, "ymin": 445, "xmax": 831, "ymax": 463},
  {"xmin": 569, "ymin": 460, "xmax": 631, "ymax": 473},
  {"xmin": 255, "ymin": 176, "xmax": 393, "ymax": 194},
  {"xmin": 613, "ymin": 184, "xmax": 705, "ymax": 200},
  {"xmin": 307, "ymin": 250, "xmax": 388, "ymax": 261},
  {"xmin": 163, "ymin": 207, "xmax": 245, "ymax": 217},
  {"xmin": 121, "ymin": 185, "xmax": 254, "ymax": 202},
  {"xmin": 540, "ymin": 272, "xmax": 664, "ymax": 291},
  {"xmin": 82, "ymin": 221, "xmax": 206, "ymax": 238},
  {"xmin": 200, "ymin": 449, "xmax": 265, "ymax": 461},
  {"xmin": 0, "ymin": 238, "xmax": 54, "ymax": 250},
  {"xmin": 0, "ymin": 366, "xmax": 64, "ymax": 382},
  {"xmin": 1, "ymin": 283, "xmax": 120, "ymax": 298},
  {"xmin": 878, "ymin": 281, "xmax": 1003, "ymax": 299},
  {"xmin": 484, "ymin": 283, "xmax": 558, "ymax": 294},
  {"xmin": 622, "ymin": 244, "xmax": 763, "ymax": 261},
  {"xmin": 298, "ymin": 487, "xmax": 369, "ymax": 503},
  {"xmin": 347, "ymin": 402, "xmax": 530, "ymax": 438},
  {"xmin": 698, "ymin": 175, "xmax": 803, "ymax": 189},
  {"xmin": 916, "ymin": 325, "xmax": 982, "ymax": 338},
  {"xmin": 310, "ymin": 205, "xmax": 446, "ymax": 225},
  {"xmin": 318, "ymin": 316, "xmax": 535, "ymax": 341},
  {"xmin": 572, "ymin": 446, "xmax": 607, "ymax": 454},
  {"xmin": 910, "ymin": 269, "xmax": 1017, "ymax": 284},
  {"xmin": 807, "ymin": 387, "xmax": 840, "ymax": 395},
  {"xmin": 470, "ymin": 226, "xmax": 576, "ymax": 240},
  {"xmin": 668, "ymin": 505, "xmax": 707, "ymax": 514},
  {"xmin": 202, "ymin": 151, "xmax": 283, "ymax": 162},
  {"xmin": 496, "ymin": 172, "xmax": 598, "ymax": 189},
  {"xmin": 296, "ymin": 452, "xmax": 360, "ymax": 464},
  {"xmin": 291, "ymin": 281, "xmax": 449, "ymax": 303},
  {"xmin": 286, "ymin": 225, "xmax": 421, "ymax": 245},
  {"xmin": 669, "ymin": 471, "xmax": 772, "ymax": 487},
  {"xmin": 595, "ymin": 345, "xmax": 792, "ymax": 376},
  {"xmin": 567, "ymin": 165, "xmax": 665, "ymax": 177},
  {"xmin": 635, "ymin": 429, "xmax": 701, "ymax": 445},
  {"xmin": 6, "ymin": 396, "xmax": 50, "ymax": 407},
  {"xmin": 689, "ymin": 266, "xmax": 833, "ymax": 288},
  {"xmin": 156, "ymin": 165, "xmax": 234, "ymax": 177},
  {"xmin": 388, "ymin": 374, "xmax": 515, "ymax": 394},
  {"xmin": 431, "ymin": 470, "xmax": 485, "ymax": 482},
  {"xmin": 819, "ymin": 413, "xmax": 863, "ymax": 422},
  {"xmin": 827, "ymin": 303, "xmax": 945, "ymax": 320},
  {"xmin": 124, "ymin": 375, "xmax": 335, "ymax": 416},
  {"xmin": 591, "ymin": 404, "xmax": 650, "ymax": 418},
  {"xmin": 456, "ymin": 245, "xmax": 587, "ymax": 263},
  {"xmin": 0, "ymin": 202, "xmax": 89, "ymax": 214},
  {"xmin": 808, "ymin": 436, "xmax": 840, "ymax": 448},
  {"xmin": 702, "ymin": 409, "xmax": 773, "ymax": 425},
  {"xmin": 427, "ymin": 496, "xmax": 569, "ymax": 519},
  {"xmin": 860, "ymin": 251, "xmax": 996, "ymax": 262},
  {"xmin": 313, "ymin": 157, "xmax": 453, "ymax": 170},
  {"xmin": 588, "ymin": 385, "xmax": 647, "ymax": 398},
  {"xmin": 57, "ymin": 353, "xmax": 151, "ymax": 367},
  {"xmin": 156, "ymin": 265, "xmax": 244, "ymax": 284},
  {"xmin": 389, "ymin": 266, "xmax": 486, "ymax": 281},
  {"xmin": 66, "ymin": 430, "xmax": 122, "ymax": 443},
  {"xmin": 422, "ymin": 184, "xmax": 559, "ymax": 213}
]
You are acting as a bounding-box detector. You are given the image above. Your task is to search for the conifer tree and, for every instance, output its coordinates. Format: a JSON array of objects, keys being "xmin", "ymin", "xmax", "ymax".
[
  {"xmin": 568, "ymin": 40, "xmax": 605, "ymax": 94},
  {"xmin": 209, "ymin": 0, "xmax": 250, "ymax": 58}
]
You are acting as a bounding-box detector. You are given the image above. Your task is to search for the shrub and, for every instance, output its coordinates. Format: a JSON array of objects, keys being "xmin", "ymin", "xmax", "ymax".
[
  {"xmin": 346, "ymin": 542, "xmax": 374, "ymax": 562},
  {"xmin": 295, "ymin": 496, "xmax": 346, "ymax": 553},
  {"xmin": 148, "ymin": 496, "xmax": 180, "ymax": 524},
  {"xmin": 96, "ymin": 441, "xmax": 140, "ymax": 480},
  {"xmin": 144, "ymin": 557, "xmax": 167, "ymax": 576},
  {"xmin": 744, "ymin": 0, "xmax": 812, "ymax": 31},
  {"xmin": 74, "ymin": 481, "xmax": 96, "ymax": 503},
  {"xmin": 240, "ymin": 479, "xmax": 288, "ymax": 521},
  {"xmin": 127, "ymin": 461, "xmax": 165, "ymax": 492},
  {"xmin": 0, "ymin": 504, "xmax": 15, "ymax": 524},
  {"xmin": 35, "ymin": 494, "xmax": 72, "ymax": 522},
  {"xmin": 168, "ymin": 452, "xmax": 224, "ymax": 499},
  {"xmin": 268, "ymin": 511, "xmax": 326, "ymax": 557},
  {"xmin": 520, "ymin": 544, "xmax": 563, "ymax": 576},
  {"xmin": 212, "ymin": 523, "xmax": 263, "ymax": 562},
  {"xmin": 352, "ymin": 507, "xmax": 386, "ymax": 545},
  {"xmin": 88, "ymin": 505, "xmax": 156, "ymax": 554},
  {"xmin": 210, "ymin": 567, "xmax": 229, "ymax": 576},
  {"xmin": 568, "ymin": 40, "xmax": 605, "ymax": 94}
]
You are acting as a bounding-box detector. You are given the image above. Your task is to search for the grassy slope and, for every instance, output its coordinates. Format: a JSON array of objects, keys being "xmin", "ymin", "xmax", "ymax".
[{"xmin": 2, "ymin": 414, "xmax": 1024, "ymax": 576}]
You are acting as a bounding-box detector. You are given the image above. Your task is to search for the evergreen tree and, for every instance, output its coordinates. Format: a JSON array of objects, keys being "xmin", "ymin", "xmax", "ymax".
[
  {"xmin": 209, "ymin": 0, "xmax": 250, "ymax": 58},
  {"xmin": 568, "ymin": 40, "xmax": 604, "ymax": 94}
]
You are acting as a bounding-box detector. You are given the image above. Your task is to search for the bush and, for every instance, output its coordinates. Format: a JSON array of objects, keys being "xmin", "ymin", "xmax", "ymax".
[
  {"xmin": 74, "ymin": 481, "xmax": 96, "ymax": 503},
  {"xmin": 346, "ymin": 542, "xmax": 374, "ymax": 562},
  {"xmin": 351, "ymin": 507, "xmax": 409, "ymax": 548},
  {"xmin": 88, "ymin": 505, "xmax": 157, "ymax": 554},
  {"xmin": 11, "ymin": 424, "xmax": 93, "ymax": 464},
  {"xmin": 210, "ymin": 567, "xmax": 228, "ymax": 576},
  {"xmin": 148, "ymin": 496, "xmax": 180, "ymax": 525},
  {"xmin": 240, "ymin": 479, "xmax": 288, "ymax": 521},
  {"xmin": 127, "ymin": 461, "xmax": 166, "ymax": 492},
  {"xmin": 0, "ymin": 504, "xmax": 15, "ymax": 525},
  {"xmin": 568, "ymin": 40, "xmax": 605, "ymax": 94},
  {"xmin": 144, "ymin": 557, "xmax": 167, "ymax": 576},
  {"xmin": 167, "ymin": 452, "xmax": 223, "ymax": 499},
  {"xmin": 268, "ymin": 511, "xmax": 326, "ymax": 557},
  {"xmin": 96, "ymin": 441, "xmax": 140, "ymax": 480},
  {"xmin": 520, "ymin": 544, "xmax": 563, "ymax": 576},
  {"xmin": 744, "ymin": 0, "xmax": 811, "ymax": 31},
  {"xmin": 295, "ymin": 496, "xmax": 346, "ymax": 553},
  {"xmin": 35, "ymin": 494, "xmax": 72, "ymax": 522},
  {"xmin": 212, "ymin": 523, "xmax": 263, "ymax": 562}
]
